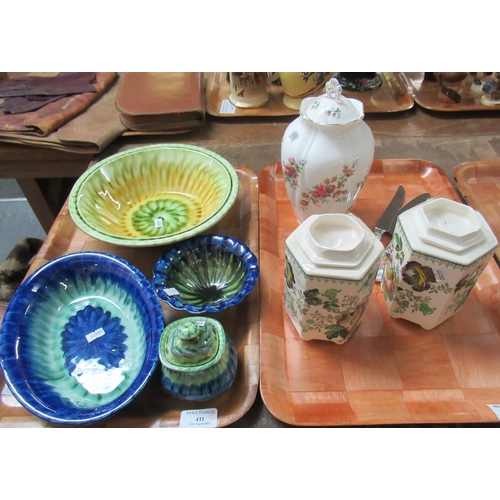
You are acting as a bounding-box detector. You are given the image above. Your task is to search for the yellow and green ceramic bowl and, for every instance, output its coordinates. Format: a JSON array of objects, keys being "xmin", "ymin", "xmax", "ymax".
[{"xmin": 69, "ymin": 144, "xmax": 239, "ymax": 247}]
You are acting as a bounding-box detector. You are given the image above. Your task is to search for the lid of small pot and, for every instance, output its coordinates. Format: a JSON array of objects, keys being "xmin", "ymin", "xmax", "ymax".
[
  {"xmin": 159, "ymin": 317, "xmax": 225, "ymax": 371},
  {"xmin": 300, "ymin": 77, "xmax": 365, "ymax": 125}
]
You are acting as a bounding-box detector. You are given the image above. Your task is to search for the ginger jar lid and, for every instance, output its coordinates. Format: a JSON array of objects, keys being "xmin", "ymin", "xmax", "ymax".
[
  {"xmin": 300, "ymin": 77, "xmax": 365, "ymax": 125},
  {"xmin": 159, "ymin": 317, "xmax": 225, "ymax": 372}
]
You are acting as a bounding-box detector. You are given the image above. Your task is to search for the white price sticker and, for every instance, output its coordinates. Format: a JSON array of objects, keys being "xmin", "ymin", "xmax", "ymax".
[
  {"xmin": 219, "ymin": 99, "xmax": 236, "ymax": 114},
  {"xmin": 179, "ymin": 408, "xmax": 218, "ymax": 428},
  {"xmin": 435, "ymin": 268, "xmax": 446, "ymax": 282},
  {"xmin": 487, "ymin": 404, "xmax": 500, "ymax": 420},
  {"xmin": 86, "ymin": 327, "xmax": 105, "ymax": 343}
]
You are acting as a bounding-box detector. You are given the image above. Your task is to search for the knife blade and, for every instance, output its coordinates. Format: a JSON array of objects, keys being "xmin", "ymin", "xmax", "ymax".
[
  {"xmin": 387, "ymin": 193, "xmax": 431, "ymax": 235},
  {"xmin": 373, "ymin": 184, "xmax": 405, "ymax": 239}
]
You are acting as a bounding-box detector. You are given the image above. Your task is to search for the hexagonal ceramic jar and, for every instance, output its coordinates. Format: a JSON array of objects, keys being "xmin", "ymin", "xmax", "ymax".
[
  {"xmin": 284, "ymin": 213, "xmax": 384, "ymax": 344},
  {"xmin": 381, "ymin": 197, "xmax": 498, "ymax": 330}
]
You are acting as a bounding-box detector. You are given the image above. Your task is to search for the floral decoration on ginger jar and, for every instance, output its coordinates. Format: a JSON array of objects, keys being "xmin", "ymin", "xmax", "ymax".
[
  {"xmin": 281, "ymin": 77, "xmax": 375, "ymax": 223},
  {"xmin": 382, "ymin": 198, "xmax": 498, "ymax": 330},
  {"xmin": 284, "ymin": 213, "xmax": 384, "ymax": 344}
]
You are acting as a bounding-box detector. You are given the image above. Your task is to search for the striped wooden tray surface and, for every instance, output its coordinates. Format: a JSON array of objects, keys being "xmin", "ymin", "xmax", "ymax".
[
  {"xmin": 259, "ymin": 159, "xmax": 500, "ymax": 426},
  {"xmin": 0, "ymin": 167, "xmax": 260, "ymax": 428},
  {"xmin": 454, "ymin": 161, "xmax": 500, "ymax": 263}
]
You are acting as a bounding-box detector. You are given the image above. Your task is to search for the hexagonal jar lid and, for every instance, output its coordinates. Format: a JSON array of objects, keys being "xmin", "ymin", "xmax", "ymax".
[
  {"xmin": 159, "ymin": 317, "xmax": 226, "ymax": 372},
  {"xmin": 300, "ymin": 78, "xmax": 365, "ymax": 125},
  {"xmin": 286, "ymin": 213, "xmax": 384, "ymax": 281},
  {"xmin": 399, "ymin": 198, "xmax": 498, "ymax": 265}
]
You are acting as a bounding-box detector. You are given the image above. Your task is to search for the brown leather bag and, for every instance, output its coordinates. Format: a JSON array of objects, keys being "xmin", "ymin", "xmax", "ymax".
[{"xmin": 115, "ymin": 72, "xmax": 205, "ymax": 132}]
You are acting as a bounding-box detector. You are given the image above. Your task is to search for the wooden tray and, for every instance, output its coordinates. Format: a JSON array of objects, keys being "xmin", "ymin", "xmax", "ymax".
[
  {"xmin": 259, "ymin": 160, "xmax": 500, "ymax": 426},
  {"xmin": 0, "ymin": 167, "xmax": 260, "ymax": 428},
  {"xmin": 205, "ymin": 72, "xmax": 414, "ymax": 118},
  {"xmin": 454, "ymin": 160, "xmax": 500, "ymax": 263},
  {"xmin": 406, "ymin": 72, "xmax": 500, "ymax": 112}
]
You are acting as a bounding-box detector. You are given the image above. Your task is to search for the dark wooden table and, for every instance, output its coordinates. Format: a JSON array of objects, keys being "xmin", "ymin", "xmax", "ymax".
[{"xmin": 1, "ymin": 102, "xmax": 499, "ymax": 232}]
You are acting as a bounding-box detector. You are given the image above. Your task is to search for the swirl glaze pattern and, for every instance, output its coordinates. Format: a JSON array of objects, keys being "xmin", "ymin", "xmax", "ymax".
[
  {"xmin": 159, "ymin": 317, "xmax": 238, "ymax": 401},
  {"xmin": 0, "ymin": 252, "xmax": 164, "ymax": 425},
  {"xmin": 69, "ymin": 144, "xmax": 238, "ymax": 247},
  {"xmin": 160, "ymin": 339, "xmax": 237, "ymax": 401},
  {"xmin": 126, "ymin": 195, "xmax": 200, "ymax": 238},
  {"xmin": 163, "ymin": 320, "xmax": 219, "ymax": 367},
  {"xmin": 152, "ymin": 234, "xmax": 260, "ymax": 314}
]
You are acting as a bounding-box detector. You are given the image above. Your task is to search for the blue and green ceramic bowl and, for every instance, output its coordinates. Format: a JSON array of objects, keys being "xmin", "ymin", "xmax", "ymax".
[
  {"xmin": 152, "ymin": 234, "xmax": 259, "ymax": 314},
  {"xmin": 69, "ymin": 144, "xmax": 239, "ymax": 247},
  {"xmin": 0, "ymin": 252, "xmax": 164, "ymax": 425}
]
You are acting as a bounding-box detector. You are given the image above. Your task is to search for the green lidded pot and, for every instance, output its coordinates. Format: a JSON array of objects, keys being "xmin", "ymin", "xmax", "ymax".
[{"xmin": 159, "ymin": 317, "xmax": 237, "ymax": 401}]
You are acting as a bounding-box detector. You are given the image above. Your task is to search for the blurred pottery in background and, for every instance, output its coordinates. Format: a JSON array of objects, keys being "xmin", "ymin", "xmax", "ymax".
[
  {"xmin": 229, "ymin": 72, "xmax": 269, "ymax": 108},
  {"xmin": 481, "ymin": 72, "xmax": 500, "ymax": 107},
  {"xmin": 382, "ymin": 197, "xmax": 498, "ymax": 330},
  {"xmin": 334, "ymin": 72, "xmax": 383, "ymax": 92},
  {"xmin": 471, "ymin": 72, "xmax": 492, "ymax": 93},
  {"xmin": 435, "ymin": 72, "xmax": 468, "ymax": 103},
  {"xmin": 284, "ymin": 213, "xmax": 384, "ymax": 344},
  {"xmin": 278, "ymin": 72, "xmax": 332, "ymax": 110},
  {"xmin": 281, "ymin": 78, "xmax": 374, "ymax": 223}
]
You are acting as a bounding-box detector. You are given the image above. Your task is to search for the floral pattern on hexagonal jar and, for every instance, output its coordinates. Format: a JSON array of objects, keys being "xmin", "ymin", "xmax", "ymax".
[
  {"xmin": 281, "ymin": 78, "xmax": 374, "ymax": 223},
  {"xmin": 381, "ymin": 197, "xmax": 498, "ymax": 330},
  {"xmin": 284, "ymin": 213, "xmax": 384, "ymax": 344}
]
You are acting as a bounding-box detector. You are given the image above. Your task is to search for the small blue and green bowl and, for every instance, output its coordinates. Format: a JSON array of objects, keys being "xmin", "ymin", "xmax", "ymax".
[{"xmin": 152, "ymin": 234, "xmax": 259, "ymax": 314}]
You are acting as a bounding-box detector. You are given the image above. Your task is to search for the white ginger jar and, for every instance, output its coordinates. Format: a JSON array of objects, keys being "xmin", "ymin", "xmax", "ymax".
[{"xmin": 281, "ymin": 77, "xmax": 375, "ymax": 223}]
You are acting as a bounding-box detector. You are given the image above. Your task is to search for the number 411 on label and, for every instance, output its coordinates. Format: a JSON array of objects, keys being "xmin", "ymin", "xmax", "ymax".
[{"xmin": 179, "ymin": 408, "xmax": 218, "ymax": 428}]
